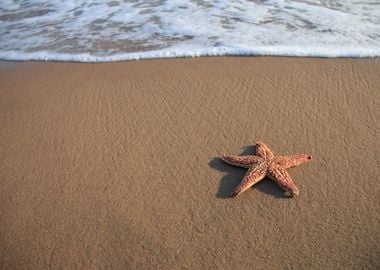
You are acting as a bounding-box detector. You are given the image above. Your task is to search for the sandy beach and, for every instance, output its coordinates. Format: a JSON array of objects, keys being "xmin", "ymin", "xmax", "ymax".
[{"xmin": 0, "ymin": 57, "xmax": 379, "ymax": 269}]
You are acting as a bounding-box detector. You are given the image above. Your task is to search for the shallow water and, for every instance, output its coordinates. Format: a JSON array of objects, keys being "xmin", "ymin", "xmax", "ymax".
[{"xmin": 1, "ymin": 0, "xmax": 379, "ymax": 61}]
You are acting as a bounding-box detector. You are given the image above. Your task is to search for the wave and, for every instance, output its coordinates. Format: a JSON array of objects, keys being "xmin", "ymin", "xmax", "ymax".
[{"xmin": 1, "ymin": 0, "xmax": 379, "ymax": 61}]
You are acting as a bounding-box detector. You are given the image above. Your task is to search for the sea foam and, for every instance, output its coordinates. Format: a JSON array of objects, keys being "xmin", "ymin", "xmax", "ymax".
[{"xmin": 0, "ymin": 0, "xmax": 379, "ymax": 62}]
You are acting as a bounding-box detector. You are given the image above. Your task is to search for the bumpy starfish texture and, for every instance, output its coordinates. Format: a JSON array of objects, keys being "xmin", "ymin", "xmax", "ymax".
[{"xmin": 221, "ymin": 142, "xmax": 312, "ymax": 197}]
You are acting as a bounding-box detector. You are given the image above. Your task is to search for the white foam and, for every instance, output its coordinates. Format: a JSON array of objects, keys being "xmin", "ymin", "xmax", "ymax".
[{"xmin": 0, "ymin": 0, "xmax": 380, "ymax": 62}]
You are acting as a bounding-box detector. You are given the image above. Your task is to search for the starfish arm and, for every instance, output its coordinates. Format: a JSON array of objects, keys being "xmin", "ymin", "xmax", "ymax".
[
  {"xmin": 268, "ymin": 165, "xmax": 299, "ymax": 197},
  {"xmin": 231, "ymin": 163, "xmax": 267, "ymax": 197},
  {"xmin": 256, "ymin": 142, "xmax": 274, "ymax": 160},
  {"xmin": 274, "ymin": 154, "xmax": 312, "ymax": 169},
  {"xmin": 221, "ymin": 154, "xmax": 264, "ymax": 168}
]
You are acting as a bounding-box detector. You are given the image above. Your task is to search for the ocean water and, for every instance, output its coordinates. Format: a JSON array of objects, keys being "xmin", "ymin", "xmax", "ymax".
[{"xmin": 0, "ymin": 0, "xmax": 380, "ymax": 62}]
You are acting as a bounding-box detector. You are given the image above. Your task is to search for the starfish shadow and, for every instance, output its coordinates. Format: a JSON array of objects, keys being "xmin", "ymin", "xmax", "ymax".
[{"xmin": 209, "ymin": 145, "xmax": 289, "ymax": 199}]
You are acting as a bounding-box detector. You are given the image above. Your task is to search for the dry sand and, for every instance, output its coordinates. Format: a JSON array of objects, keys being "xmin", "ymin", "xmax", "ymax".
[{"xmin": 0, "ymin": 57, "xmax": 379, "ymax": 269}]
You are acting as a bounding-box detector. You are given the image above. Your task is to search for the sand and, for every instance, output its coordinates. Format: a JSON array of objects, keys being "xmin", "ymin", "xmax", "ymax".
[{"xmin": 0, "ymin": 57, "xmax": 379, "ymax": 269}]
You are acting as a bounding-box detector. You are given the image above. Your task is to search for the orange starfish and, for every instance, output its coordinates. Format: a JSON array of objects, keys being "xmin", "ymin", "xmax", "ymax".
[{"xmin": 221, "ymin": 142, "xmax": 312, "ymax": 197}]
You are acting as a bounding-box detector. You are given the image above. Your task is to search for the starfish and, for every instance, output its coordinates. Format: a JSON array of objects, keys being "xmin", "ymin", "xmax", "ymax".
[{"xmin": 221, "ymin": 142, "xmax": 312, "ymax": 197}]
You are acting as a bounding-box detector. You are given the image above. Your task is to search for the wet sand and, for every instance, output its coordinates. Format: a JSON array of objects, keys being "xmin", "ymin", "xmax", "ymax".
[{"xmin": 0, "ymin": 57, "xmax": 379, "ymax": 269}]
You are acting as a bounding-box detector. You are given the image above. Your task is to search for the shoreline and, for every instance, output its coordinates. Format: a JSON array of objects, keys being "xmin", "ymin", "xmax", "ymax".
[
  {"xmin": 1, "ymin": 53, "xmax": 380, "ymax": 64},
  {"xmin": 0, "ymin": 57, "xmax": 379, "ymax": 269}
]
